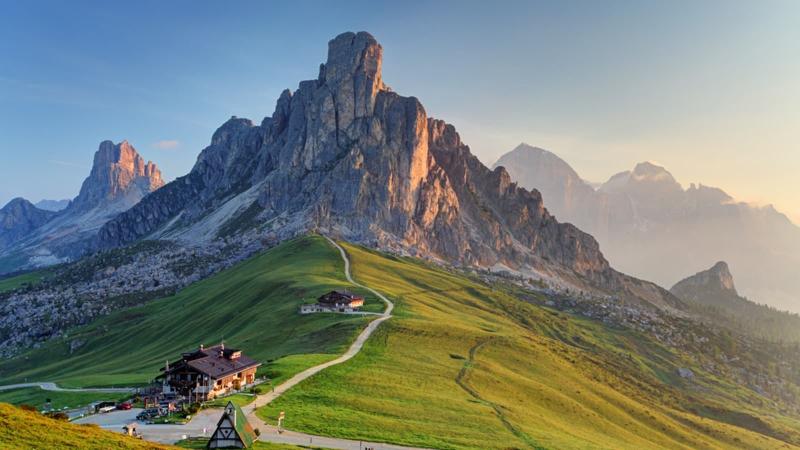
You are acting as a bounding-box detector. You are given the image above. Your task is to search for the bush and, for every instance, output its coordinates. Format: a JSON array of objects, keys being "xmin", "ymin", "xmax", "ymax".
[
  {"xmin": 187, "ymin": 403, "xmax": 201, "ymax": 415},
  {"xmin": 18, "ymin": 404, "xmax": 37, "ymax": 412},
  {"xmin": 254, "ymin": 428, "xmax": 260, "ymax": 437}
]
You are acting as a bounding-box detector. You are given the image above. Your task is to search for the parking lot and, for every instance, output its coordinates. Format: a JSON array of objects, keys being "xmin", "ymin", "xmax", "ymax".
[{"xmin": 74, "ymin": 407, "xmax": 221, "ymax": 443}]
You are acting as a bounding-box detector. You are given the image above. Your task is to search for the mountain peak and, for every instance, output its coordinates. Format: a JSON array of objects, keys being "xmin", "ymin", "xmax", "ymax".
[
  {"xmin": 71, "ymin": 140, "xmax": 164, "ymax": 212},
  {"xmin": 0, "ymin": 197, "xmax": 56, "ymax": 247},
  {"xmin": 671, "ymin": 261, "xmax": 738, "ymax": 299},
  {"xmin": 631, "ymin": 161, "xmax": 676, "ymax": 182},
  {"xmin": 322, "ymin": 31, "xmax": 382, "ymax": 86},
  {"xmin": 317, "ymin": 31, "xmax": 385, "ymax": 123}
]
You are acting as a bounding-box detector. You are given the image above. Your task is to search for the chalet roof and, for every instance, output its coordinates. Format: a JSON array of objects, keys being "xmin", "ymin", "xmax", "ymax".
[
  {"xmin": 208, "ymin": 401, "xmax": 256, "ymax": 448},
  {"xmin": 317, "ymin": 290, "xmax": 364, "ymax": 304},
  {"xmin": 159, "ymin": 344, "xmax": 261, "ymax": 379}
]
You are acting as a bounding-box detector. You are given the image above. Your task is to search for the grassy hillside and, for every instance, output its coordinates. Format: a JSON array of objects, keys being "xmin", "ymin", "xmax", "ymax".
[
  {"xmin": 0, "ymin": 269, "xmax": 51, "ymax": 293},
  {"xmin": 256, "ymin": 242, "xmax": 800, "ymax": 450},
  {"xmin": 0, "ymin": 403, "xmax": 172, "ymax": 449},
  {"xmin": 0, "ymin": 387, "xmax": 128, "ymax": 411},
  {"xmin": 3, "ymin": 236, "xmax": 799, "ymax": 449},
  {"xmin": 0, "ymin": 236, "xmax": 378, "ymax": 388}
]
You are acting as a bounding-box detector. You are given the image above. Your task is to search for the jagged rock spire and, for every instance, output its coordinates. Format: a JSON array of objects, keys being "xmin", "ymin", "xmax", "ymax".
[{"xmin": 71, "ymin": 140, "xmax": 164, "ymax": 212}]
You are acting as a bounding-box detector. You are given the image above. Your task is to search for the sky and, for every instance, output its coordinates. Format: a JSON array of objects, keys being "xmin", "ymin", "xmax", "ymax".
[{"xmin": 1, "ymin": 0, "xmax": 798, "ymax": 223}]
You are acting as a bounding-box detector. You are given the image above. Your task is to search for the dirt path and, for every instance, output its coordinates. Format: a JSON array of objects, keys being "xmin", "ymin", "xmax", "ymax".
[{"xmin": 240, "ymin": 236, "xmax": 426, "ymax": 449}]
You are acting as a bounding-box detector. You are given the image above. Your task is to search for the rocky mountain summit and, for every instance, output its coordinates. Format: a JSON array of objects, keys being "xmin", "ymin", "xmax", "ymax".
[
  {"xmin": 97, "ymin": 32, "xmax": 677, "ymax": 307},
  {"xmin": 671, "ymin": 261, "xmax": 738, "ymax": 300},
  {"xmin": 494, "ymin": 145, "xmax": 800, "ymax": 312},
  {"xmin": 70, "ymin": 140, "xmax": 163, "ymax": 213},
  {"xmin": 0, "ymin": 140, "xmax": 163, "ymax": 272},
  {"xmin": 0, "ymin": 198, "xmax": 56, "ymax": 248}
]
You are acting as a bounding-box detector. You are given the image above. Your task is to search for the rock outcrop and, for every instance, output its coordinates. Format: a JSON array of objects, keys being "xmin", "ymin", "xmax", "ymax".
[
  {"xmin": 97, "ymin": 31, "xmax": 682, "ymax": 308},
  {"xmin": 671, "ymin": 261, "xmax": 738, "ymax": 300},
  {"xmin": 0, "ymin": 198, "xmax": 56, "ymax": 248}
]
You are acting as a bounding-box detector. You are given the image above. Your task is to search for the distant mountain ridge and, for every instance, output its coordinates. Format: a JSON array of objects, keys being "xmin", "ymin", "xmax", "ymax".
[
  {"xmin": 0, "ymin": 198, "xmax": 56, "ymax": 249},
  {"xmin": 0, "ymin": 140, "xmax": 163, "ymax": 272},
  {"xmin": 494, "ymin": 143, "xmax": 800, "ymax": 312},
  {"xmin": 34, "ymin": 199, "xmax": 69, "ymax": 212}
]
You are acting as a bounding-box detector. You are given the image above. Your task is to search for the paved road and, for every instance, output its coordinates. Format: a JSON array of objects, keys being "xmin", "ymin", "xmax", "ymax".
[{"xmin": 0, "ymin": 382, "xmax": 135, "ymax": 393}]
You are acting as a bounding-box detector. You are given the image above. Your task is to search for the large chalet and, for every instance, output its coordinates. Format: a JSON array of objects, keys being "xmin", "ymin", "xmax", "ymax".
[{"xmin": 157, "ymin": 344, "xmax": 261, "ymax": 401}]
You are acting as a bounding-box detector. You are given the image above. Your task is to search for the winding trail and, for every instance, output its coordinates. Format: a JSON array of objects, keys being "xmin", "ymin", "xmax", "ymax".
[
  {"xmin": 238, "ymin": 236, "xmax": 412, "ymax": 449},
  {"xmin": 243, "ymin": 236, "xmax": 393, "ymax": 412}
]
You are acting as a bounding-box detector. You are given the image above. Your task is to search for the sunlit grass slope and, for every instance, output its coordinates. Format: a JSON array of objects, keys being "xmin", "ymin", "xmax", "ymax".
[
  {"xmin": 258, "ymin": 242, "xmax": 800, "ymax": 450},
  {"xmin": 0, "ymin": 403, "xmax": 173, "ymax": 449},
  {"xmin": 0, "ymin": 237, "xmax": 376, "ymax": 388}
]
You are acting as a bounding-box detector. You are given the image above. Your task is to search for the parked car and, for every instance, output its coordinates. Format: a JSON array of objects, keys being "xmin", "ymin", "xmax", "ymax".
[
  {"xmin": 117, "ymin": 402, "xmax": 132, "ymax": 410},
  {"xmin": 136, "ymin": 408, "xmax": 160, "ymax": 421},
  {"xmin": 98, "ymin": 406, "xmax": 115, "ymax": 413}
]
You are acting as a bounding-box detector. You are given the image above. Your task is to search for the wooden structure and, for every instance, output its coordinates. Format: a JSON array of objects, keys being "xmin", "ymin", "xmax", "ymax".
[
  {"xmin": 157, "ymin": 344, "xmax": 261, "ymax": 401},
  {"xmin": 207, "ymin": 401, "xmax": 257, "ymax": 448},
  {"xmin": 300, "ymin": 290, "xmax": 365, "ymax": 314}
]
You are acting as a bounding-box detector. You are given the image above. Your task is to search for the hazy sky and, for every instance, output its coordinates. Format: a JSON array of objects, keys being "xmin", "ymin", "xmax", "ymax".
[{"xmin": 1, "ymin": 1, "xmax": 798, "ymax": 223}]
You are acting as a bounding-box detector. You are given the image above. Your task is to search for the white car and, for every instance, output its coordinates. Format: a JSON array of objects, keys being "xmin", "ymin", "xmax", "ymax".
[{"xmin": 98, "ymin": 406, "xmax": 115, "ymax": 413}]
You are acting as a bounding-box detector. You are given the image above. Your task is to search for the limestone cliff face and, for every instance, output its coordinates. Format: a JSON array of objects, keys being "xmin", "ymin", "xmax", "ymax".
[
  {"xmin": 71, "ymin": 140, "xmax": 163, "ymax": 213},
  {"xmin": 0, "ymin": 198, "xmax": 56, "ymax": 248},
  {"xmin": 98, "ymin": 31, "xmax": 637, "ymax": 293}
]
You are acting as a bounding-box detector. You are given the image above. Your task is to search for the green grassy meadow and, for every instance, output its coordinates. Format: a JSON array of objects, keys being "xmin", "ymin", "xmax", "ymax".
[
  {"xmin": 0, "ymin": 387, "xmax": 128, "ymax": 412},
  {"xmin": 256, "ymin": 241, "xmax": 800, "ymax": 450},
  {"xmin": 0, "ymin": 236, "xmax": 375, "ymax": 388},
  {"xmin": 0, "ymin": 269, "xmax": 51, "ymax": 293}
]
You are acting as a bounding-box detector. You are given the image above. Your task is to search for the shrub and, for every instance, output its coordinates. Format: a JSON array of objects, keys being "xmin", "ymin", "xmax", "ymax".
[
  {"xmin": 254, "ymin": 428, "xmax": 261, "ymax": 437},
  {"xmin": 187, "ymin": 403, "xmax": 201, "ymax": 415},
  {"xmin": 18, "ymin": 404, "xmax": 37, "ymax": 412}
]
